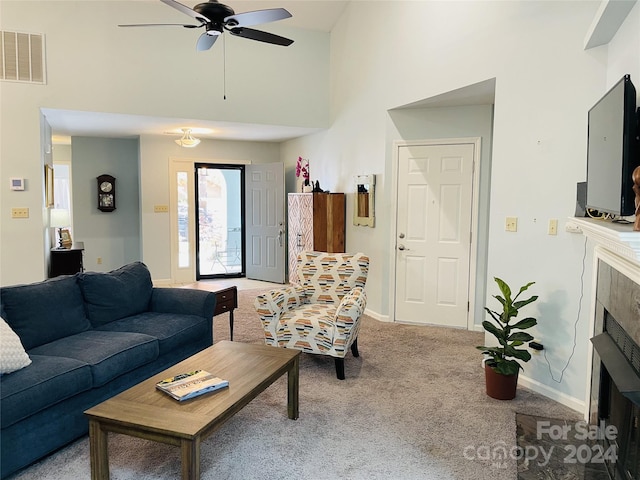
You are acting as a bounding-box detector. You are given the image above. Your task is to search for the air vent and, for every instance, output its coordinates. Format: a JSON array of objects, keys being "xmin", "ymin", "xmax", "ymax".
[{"xmin": 1, "ymin": 30, "xmax": 46, "ymax": 84}]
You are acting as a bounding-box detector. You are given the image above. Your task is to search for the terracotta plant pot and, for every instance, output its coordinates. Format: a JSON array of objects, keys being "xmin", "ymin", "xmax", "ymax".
[{"xmin": 484, "ymin": 363, "xmax": 518, "ymax": 400}]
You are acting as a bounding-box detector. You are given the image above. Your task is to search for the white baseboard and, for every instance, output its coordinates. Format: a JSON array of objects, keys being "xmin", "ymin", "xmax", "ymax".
[
  {"xmin": 364, "ymin": 308, "xmax": 390, "ymax": 322},
  {"xmin": 152, "ymin": 278, "xmax": 173, "ymax": 287},
  {"xmin": 518, "ymin": 374, "xmax": 586, "ymax": 416}
]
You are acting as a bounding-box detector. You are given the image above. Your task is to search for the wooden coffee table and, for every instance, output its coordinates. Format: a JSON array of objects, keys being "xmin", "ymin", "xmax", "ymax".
[{"xmin": 84, "ymin": 341, "xmax": 300, "ymax": 480}]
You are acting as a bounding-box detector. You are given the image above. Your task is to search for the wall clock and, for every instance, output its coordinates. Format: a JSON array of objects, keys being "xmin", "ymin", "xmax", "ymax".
[{"xmin": 97, "ymin": 174, "xmax": 116, "ymax": 212}]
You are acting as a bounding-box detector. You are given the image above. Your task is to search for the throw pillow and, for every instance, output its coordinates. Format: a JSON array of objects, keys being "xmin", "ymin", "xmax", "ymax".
[{"xmin": 0, "ymin": 317, "xmax": 32, "ymax": 374}]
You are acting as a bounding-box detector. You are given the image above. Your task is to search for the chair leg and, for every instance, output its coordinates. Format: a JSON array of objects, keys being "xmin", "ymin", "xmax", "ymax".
[
  {"xmin": 351, "ymin": 338, "xmax": 359, "ymax": 358},
  {"xmin": 334, "ymin": 358, "xmax": 345, "ymax": 380}
]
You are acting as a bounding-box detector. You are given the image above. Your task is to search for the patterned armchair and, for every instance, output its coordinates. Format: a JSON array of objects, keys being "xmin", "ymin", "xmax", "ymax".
[{"xmin": 254, "ymin": 251, "xmax": 369, "ymax": 379}]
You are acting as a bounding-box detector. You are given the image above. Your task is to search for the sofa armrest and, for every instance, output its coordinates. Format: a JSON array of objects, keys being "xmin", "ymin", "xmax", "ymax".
[
  {"xmin": 334, "ymin": 287, "xmax": 367, "ymax": 337},
  {"xmin": 150, "ymin": 288, "xmax": 217, "ymax": 319},
  {"xmin": 254, "ymin": 286, "xmax": 306, "ymax": 346}
]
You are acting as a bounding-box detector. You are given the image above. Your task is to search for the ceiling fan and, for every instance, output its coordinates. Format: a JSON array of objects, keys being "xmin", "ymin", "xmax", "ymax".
[{"xmin": 119, "ymin": 0, "xmax": 294, "ymax": 51}]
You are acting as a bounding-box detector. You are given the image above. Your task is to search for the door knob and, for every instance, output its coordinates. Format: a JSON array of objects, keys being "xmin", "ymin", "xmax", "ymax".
[
  {"xmin": 398, "ymin": 244, "xmax": 406, "ymax": 251},
  {"xmin": 399, "ymin": 233, "xmax": 405, "ymax": 239}
]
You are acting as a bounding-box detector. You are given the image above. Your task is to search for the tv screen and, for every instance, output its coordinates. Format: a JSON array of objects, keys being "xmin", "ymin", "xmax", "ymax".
[{"xmin": 586, "ymin": 74, "xmax": 639, "ymax": 217}]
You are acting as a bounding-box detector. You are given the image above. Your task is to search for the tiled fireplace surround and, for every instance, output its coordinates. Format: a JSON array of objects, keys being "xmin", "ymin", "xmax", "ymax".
[{"xmin": 572, "ymin": 218, "xmax": 640, "ymax": 479}]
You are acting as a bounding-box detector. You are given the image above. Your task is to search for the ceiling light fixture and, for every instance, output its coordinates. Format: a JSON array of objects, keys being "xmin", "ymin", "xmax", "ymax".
[{"xmin": 175, "ymin": 128, "xmax": 201, "ymax": 148}]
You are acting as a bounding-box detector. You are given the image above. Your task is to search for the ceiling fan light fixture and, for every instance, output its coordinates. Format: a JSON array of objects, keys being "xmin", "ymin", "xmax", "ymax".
[{"xmin": 175, "ymin": 128, "xmax": 201, "ymax": 148}]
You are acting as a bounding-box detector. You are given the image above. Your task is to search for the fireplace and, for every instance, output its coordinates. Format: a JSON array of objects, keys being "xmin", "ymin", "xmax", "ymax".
[{"xmin": 589, "ymin": 260, "xmax": 640, "ymax": 479}]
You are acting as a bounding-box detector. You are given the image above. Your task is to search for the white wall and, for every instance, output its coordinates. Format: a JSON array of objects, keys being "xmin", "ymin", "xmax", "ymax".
[
  {"xmin": 605, "ymin": 1, "xmax": 640, "ymax": 87},
  {"xmin": 0, "ymin": 0, "xmax": 329, "ymax": 285}
]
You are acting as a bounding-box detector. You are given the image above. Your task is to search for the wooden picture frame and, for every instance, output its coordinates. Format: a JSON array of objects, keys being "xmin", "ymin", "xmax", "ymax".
[
  {"xmin": 60, "ymin": 228, "xmax": 72, "ymax": 248},
  {"xmin": 45, "ymin": 164, "xmax": 54, "ymax": 207}
]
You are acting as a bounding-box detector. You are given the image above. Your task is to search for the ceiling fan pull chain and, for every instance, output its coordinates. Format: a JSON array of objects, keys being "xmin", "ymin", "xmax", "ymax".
[{"xmin": 223, "ymin": 33, "xmax": 227, "ymax": 100}]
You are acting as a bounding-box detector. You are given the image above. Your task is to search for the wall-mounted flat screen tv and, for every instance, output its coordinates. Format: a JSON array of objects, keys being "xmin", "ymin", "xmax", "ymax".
[{"xmin": 586, "ymin": 74, "xmax": 639, "ymax": 217}]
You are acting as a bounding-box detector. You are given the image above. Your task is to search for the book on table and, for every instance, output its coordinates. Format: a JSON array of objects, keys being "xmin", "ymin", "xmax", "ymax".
[{"xmin": 156, "ymin": 370, "xmax": 229, "ymax": 401}]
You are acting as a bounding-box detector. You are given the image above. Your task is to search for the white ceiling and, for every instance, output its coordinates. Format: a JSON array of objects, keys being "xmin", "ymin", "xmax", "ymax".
[
  {"xmin": 233, "ymin": 0, "xmax": 349, "ymax": 32},
  {"xmin": 45, "ymin": 109, "xmax": 325, "ymax": 144}
]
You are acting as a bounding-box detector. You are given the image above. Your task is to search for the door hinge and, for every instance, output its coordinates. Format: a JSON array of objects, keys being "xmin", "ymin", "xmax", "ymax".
[{"xmin": 467, "ymin": 301, "xmax": 470, "ymax": 312}]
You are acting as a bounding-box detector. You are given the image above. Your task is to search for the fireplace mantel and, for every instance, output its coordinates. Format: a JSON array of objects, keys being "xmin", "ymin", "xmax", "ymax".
[{"xmin": 570, "ymin": 217, "xmax": 640, "ymax": 266}]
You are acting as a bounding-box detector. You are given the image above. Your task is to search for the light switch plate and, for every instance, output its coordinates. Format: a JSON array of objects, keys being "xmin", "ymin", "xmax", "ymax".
[{"xmin": 11, "ymin": 208, "xmax": 29, "ymax": 218}]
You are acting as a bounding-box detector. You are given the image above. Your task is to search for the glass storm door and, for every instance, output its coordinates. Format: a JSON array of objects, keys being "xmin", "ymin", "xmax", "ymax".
[{"xmin": 195, "ymin": 164, "xmax": 245, "ymax": 279}]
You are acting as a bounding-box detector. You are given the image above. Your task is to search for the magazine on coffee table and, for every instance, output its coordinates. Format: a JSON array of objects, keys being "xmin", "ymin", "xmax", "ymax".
[{"xmin": 156, "ymin": 370, "xmax": 229, "ymax": 401}]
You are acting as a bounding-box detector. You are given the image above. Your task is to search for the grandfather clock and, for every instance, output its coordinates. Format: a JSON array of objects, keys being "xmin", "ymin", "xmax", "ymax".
[{"xmin": 97, "ymin": 174, "xmax": 116, "ymax": 212}]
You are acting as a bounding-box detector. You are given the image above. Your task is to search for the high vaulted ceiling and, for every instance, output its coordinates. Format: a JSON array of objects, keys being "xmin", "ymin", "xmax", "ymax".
[{"xmin": 46, "ymin": 0, "xmax": 349, "ymax": 144}]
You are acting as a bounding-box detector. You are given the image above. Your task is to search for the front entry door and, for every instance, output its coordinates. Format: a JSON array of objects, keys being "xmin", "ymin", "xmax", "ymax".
[
  {"xmin": 245, "ymin": 163, "xmax": 285, "ymax": 283},
  {"xmin": 394, "ymin": 142, "xmax": 475, "ymax": 328}
]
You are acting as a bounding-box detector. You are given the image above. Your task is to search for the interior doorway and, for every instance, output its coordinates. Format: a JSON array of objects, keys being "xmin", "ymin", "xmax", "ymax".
[
  {"xmin": 169, "ymin": 158, "xmax": 285, "ymax": 284},
  {"xmin": 392, "ymin": 138, "xmax": 481, "ymax": 330},
  {"xmin": 195, "ymin": 164, "xmax": 245, "ymax": 279}
]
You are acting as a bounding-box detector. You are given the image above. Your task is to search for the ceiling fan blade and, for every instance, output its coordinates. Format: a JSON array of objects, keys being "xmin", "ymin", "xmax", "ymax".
[
  {"xmin": 224, "ymin": 8, "xmax": 291, "ymax": 28},
  {"xmin": 229, "ymin": 27, "xmax": 293, "ymax": 46},
  {"xmin": 196, "ymin": 32, "xmax": 219, "ymax": 51},
  {"xmin": 160, "ymin": 0, "xmax": 210, "ymax": 23},
  {"xmin": 118, "ymin": 23, "xmax": 201, "ymax": 29}
]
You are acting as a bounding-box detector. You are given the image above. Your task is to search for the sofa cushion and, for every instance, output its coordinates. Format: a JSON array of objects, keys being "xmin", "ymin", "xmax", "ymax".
[
  {"xmin": 0, "ymin": 275, "xmax": 91, "ymax": 350},
  {"xmin": 0, "ymin": 354, "xmax": 92, "ymax": 429},
  {"xmin": 78, "ymin": 262, "xmax": 153, "ymax": 327},
  {"xmin": 96, "ymin": 312, "xmax": 210, "ymax": 355},
  {"xmin": 29, "ymin": 331, "xmax": 159, "ymax": 387},
  {"xmin": 0, "ymin": 317, "xmax": 31, "ymax": 374}
]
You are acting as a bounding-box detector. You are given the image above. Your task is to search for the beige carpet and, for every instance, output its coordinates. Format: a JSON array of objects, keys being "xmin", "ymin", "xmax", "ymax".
[{"xmin": 8, "ymin": 288, "xmax": 581, "ymax": 480}]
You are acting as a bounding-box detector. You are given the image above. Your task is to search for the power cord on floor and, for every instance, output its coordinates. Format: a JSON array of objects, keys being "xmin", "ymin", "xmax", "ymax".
[{"xmin": 543, "ymin": 235, "xmax": 588, "ymax": 383}]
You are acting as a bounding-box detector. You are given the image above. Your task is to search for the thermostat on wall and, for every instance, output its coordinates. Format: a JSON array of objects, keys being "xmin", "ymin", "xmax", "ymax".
[{"xmin": 10, "ymin": 178, "xmax": 25, "ymax": 191}]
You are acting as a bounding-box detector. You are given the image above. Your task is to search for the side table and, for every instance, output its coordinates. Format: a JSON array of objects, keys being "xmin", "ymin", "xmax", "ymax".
[
  {"xmin": 50, "ymin": 242, "xmax": 84, "ymax": 277},
  {"xmin": 213, "ymin": 286, "xmax": 238, "ymax": 340}
]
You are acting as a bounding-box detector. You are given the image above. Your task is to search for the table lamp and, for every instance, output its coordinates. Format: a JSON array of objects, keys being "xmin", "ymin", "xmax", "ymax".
[{"xmin": 49, "ymin": 208, "xmax": 71, "ymax": 248}]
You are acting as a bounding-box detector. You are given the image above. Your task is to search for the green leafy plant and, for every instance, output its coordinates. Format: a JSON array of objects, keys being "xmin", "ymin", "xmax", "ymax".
[{"xmin": 477, "ymin": 277, "xmax": 538, "ymax": 376}]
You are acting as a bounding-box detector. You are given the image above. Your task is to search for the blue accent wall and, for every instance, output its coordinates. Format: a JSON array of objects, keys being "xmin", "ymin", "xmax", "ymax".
[{"xmin": 71, "ymin": 137, "xmax": 140, "ymax": 272}]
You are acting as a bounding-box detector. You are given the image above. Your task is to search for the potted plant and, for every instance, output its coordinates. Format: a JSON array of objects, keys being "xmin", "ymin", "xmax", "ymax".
[{"xmin": 477, "ymin": 277, "xmax": 538, "ymax": 400}]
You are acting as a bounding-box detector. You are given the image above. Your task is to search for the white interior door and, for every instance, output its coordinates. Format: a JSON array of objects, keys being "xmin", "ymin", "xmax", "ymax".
[
  {"xmin": 245, "ymin": 163, "xmax": 285, "ymax": 283},
  {"xmin": 394, "ymin": 142, "xmax": 475, "ymax": 328}
]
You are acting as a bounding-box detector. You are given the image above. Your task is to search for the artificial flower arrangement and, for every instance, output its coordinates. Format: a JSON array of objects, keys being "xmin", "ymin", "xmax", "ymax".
[{"xmin": 296, "ymin": 157, "xmax": 310, "ymax": 185}]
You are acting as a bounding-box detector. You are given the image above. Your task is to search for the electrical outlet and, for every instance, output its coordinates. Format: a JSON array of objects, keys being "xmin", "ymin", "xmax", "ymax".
[
  {"xmin": 505, "ymin": 217, "xmax": 518, "ymax": 232},
  {"xmin": 548, "ymin": 219, "xmax": 558, "ymax": 235},
  {"xmin": 11, "ymin": 208, "xmax": 29, "ymax": 218},
  {"xmin": 154, "ymin": 205, "xmax": 169, "ymax": 213},
  {"xmin": 565, "ymin": 222, "xmax": 582, "ymax": 233},
  {"xmin": 97, "ymin": 257, "xmax": 102, "ymax": 265}
]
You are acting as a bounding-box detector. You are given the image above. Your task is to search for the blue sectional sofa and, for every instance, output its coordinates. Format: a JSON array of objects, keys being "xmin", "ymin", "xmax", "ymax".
[{"xmin": 0, "ymin": 262, "xmax": 216, "ymax": 478}]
